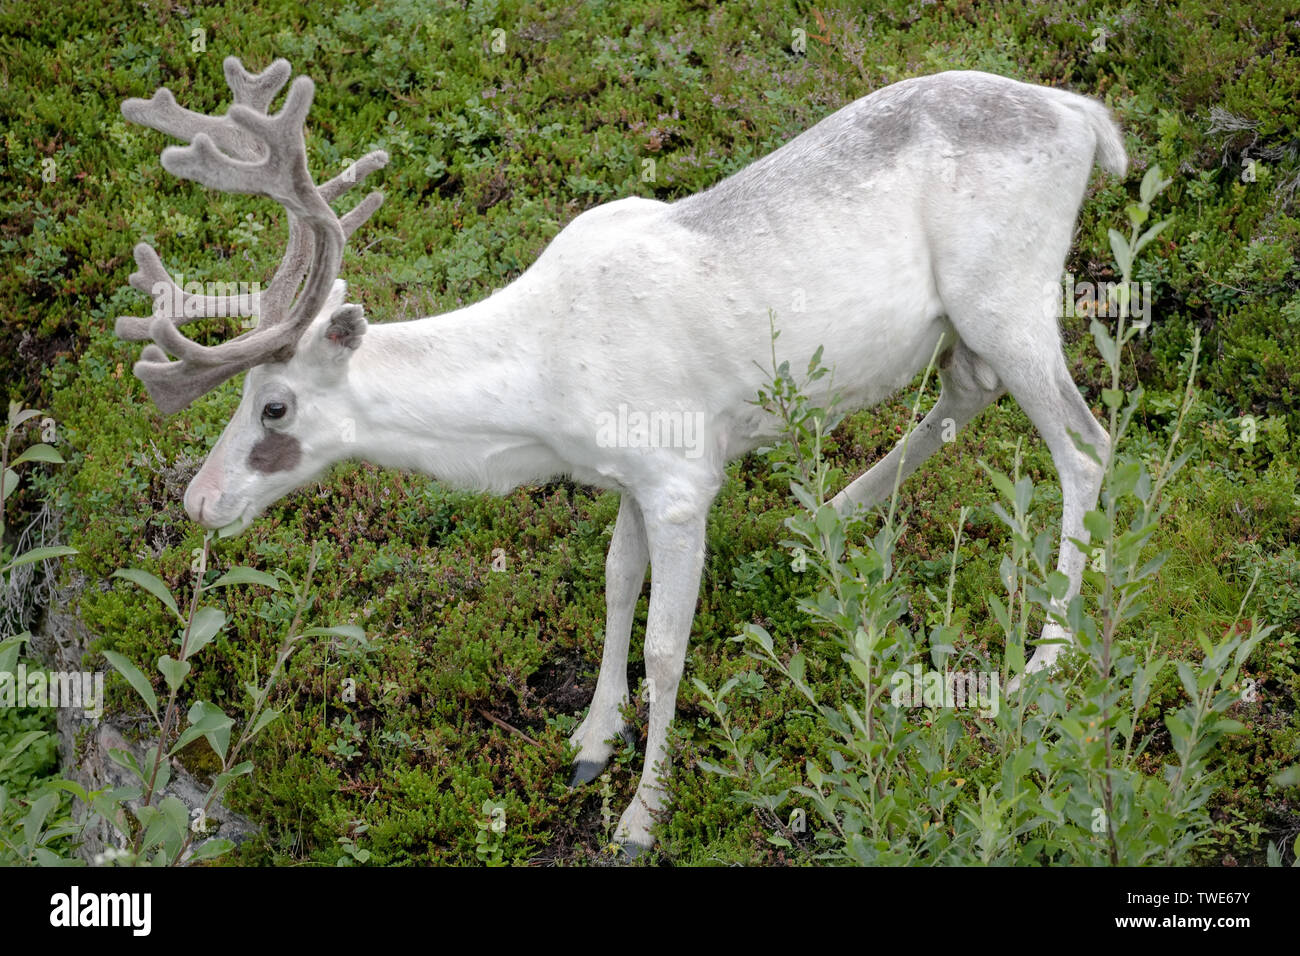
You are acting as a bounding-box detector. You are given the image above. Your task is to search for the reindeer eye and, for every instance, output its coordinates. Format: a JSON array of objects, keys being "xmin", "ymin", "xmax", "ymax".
[{"xmin": 262, "ymin": 402, "xmax": 287, "ymax": 420}]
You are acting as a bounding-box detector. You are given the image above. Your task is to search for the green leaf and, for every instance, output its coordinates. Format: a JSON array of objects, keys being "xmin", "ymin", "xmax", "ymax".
[
  {"xmin": 3, "ymin": 545, "xmax": 78, "ymax": 571},
  {"xmin": 0, "ymin": 731, "xmax": 48, "ymax": 775},
  {"xmin": 998, "ymin": 554, "xmax": 1018, "ymax": 593},
  {"xmin": 1139, "ymin": 164, "xmax": 1163, "ymax": 205},
  {"xmin": 1133, "ymin": 219, "xmax": 1170, "ymax": 256},
  {"xmin": 300, "ymin": 625, "xmax": 366, "ymax": 640},
  {"xmin": 103, "ymin": 650, "xmax": 158, "ymax": 717},
  {"xmin": 161, "ymin": 795, "xmax": 188, "ymax": 835},
  {"xmin": 142, "ymin": 748, "xmax": 171, "ymax": 795},
  {"xmin": 1045, "ymin": 571, "xmax": 1070, "ymax": 602},
  {"xmin": 1164, "ymin": 712, "xmax": 1191, "ymax": 745},
  {"xmin": 987, "ymin": 594, "xmax": 1013, "ymax": 638},
  {"xmin": 248, "ymin": 708, "xmax": 280, "ymax": 738},
  {"xmin": 1083, "ymin": 510, "xmax": 1111, "ymax": 541},
  {"xmin": 0, "ymin": 632, "xmax": 29, "ymax": 674},
  {"xmin": 23, "ymin": 792, "xmax": 58, "ymax": 849},
  {"xmin": 182, "ymin": 606, "xmax": 227, "ymax": 661},
  {"xmin": 1110, "ymin": 461, "xmax": 1142, "ymax": 499},
  {"xmin": 48, "ymin": 778, "xmax": 91, "ymax": 805},
  {"xmin": 112, "ymin": 568, "xmax": 181, "ymax": 620},
  {"xmin": 9, "ymin": 406, "xmax": 43, "ymax": 429},
  {"xmin": 1090, "ymin": 319, "xmax": 1118, "ymax": 369},
  {"xmin": 806, "ymin": 760, "xmax": 823, "ymax": 788},
  {"xmin": 218, "ymin": 760, "xmax": 254, "ymax": 783},
  {"xmin": 1, "ymin": 468, "xmax": 17, "ymax": 502},
  {"xmin": 210, "ymin": 761, "xmax": 255, "ymax": 800},
  {"xmin": 11, "ymin": 443, "xmax": 64, "ymax": 466},
  {"xmin": 188, "ymin": 842, "xmax": 236, "ymax": 863},
  {"xmin": 813, "ymin": 503, "xmax": 839, "ymax": 538},
  {"xmin": 979, "ymin": 462, "xmax": 1016, "ymax": 505},
  {"xmin": 207, "ymin": 567, "xmax": 280, "ymax": 590},
  {"xmin": 170, "ymin": 701, "xmax": 233, "ymax": 761},
  {"xmin": 1270, "ymin": 764, "xmax": 1300, "ymax": 787},
  {"xmin": 1005, "ymin": 635, "xmax": 1025, "ymax": 676},
  {"xmin": 157, "ymin": 654, "xmax": 191, "ymax": 692},
  {"xmin": 789, "ymin": 652, "xmax": 806, "ymax": 685},
  {"xmin": 189, "ymin": 838, "xmax": 235, "ymax": 862},
  {"xmin": 744, "ymin": 623, "xmax": 774, "ymax": 655},
  {"xmin": 806, "ymin": 345, "xmax": 824, "ymax": 376},
  {"xmin": 1066, "ymin": 427, "xmax": 1104, "ymax": 466},
  {"xmin": 217, "ymin": 519, "xmax": 245, "ymax": 539},
  {"xmin": 141, "ymin": 795, "xmax": 187, "ymax": 857},
  {"xmin": 697, "ymin": 759, "xmax": 738, "ymax": 778},
  {"xmin": 107, "ymin": 748, "xmax": 144, "ymax": 783},
  {"xmin": 1108, "ymin": 228, "xmax": 1132, "ymax": 276}
]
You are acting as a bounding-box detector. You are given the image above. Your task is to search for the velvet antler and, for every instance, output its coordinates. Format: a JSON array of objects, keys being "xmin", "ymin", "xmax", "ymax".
[{"xmin": 115, "ymin": 56, "xmax": 388, "ymax": 413}]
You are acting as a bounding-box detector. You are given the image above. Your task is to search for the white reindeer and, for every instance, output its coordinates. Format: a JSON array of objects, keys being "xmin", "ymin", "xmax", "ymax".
[{"xmin": 116, "ymin": 57, "xmax": 1125, "ymax": 853}]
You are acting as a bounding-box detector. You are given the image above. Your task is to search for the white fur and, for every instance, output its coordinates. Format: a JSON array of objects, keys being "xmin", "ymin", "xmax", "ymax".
[{"xmin": 184, "ymin": 71, "xmax": 1124, "ymax": 851}]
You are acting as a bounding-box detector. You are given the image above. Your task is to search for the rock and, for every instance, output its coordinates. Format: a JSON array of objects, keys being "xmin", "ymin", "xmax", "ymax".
[{"xmin": 35, "ymin": 606, "xmax": 258, "ymax": 864}]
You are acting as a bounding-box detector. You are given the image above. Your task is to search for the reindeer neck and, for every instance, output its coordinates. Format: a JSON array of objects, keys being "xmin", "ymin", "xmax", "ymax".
[{"xmin": 344, "ymin": 286, "xmax": 567, "ymax": 492}]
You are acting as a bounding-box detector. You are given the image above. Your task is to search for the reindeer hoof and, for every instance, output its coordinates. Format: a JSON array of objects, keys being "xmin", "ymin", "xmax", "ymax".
[
  {"xmin": 616, "ymin": 839, "xmax": 650, "ymax": 861},
  {"xmin": 568, "ymin": 760, "xmax": 605, "ymax": 788}
]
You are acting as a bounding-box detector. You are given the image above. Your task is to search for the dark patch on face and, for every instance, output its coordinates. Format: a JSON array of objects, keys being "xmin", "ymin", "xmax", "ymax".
[{"xmin": 248, "ymin": 431, "xmax": 302, "ymax": 474}]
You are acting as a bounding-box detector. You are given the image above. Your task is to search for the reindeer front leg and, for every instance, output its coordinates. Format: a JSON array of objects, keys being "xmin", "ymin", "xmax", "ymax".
[
  {"xmin": 569, "ymin": 494, "xmax": 647, "ymax": 784},
  {"xmin": 614, "ymin": 489, "xmax": 710, "ymax": 854}
]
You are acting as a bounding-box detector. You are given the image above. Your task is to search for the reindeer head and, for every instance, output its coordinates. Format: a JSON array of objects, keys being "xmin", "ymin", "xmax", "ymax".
[{"xmin": 115, "ymin": 57, "xmax": 386, "ymax": 531}]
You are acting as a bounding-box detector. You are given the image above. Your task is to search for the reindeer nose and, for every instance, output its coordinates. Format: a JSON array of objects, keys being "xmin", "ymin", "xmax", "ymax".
[{"xmin": 184, "ymin": 481, "xmax": 219, "ymax": 526}]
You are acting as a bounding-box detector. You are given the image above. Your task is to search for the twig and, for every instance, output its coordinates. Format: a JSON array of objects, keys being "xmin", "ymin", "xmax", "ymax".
[{"xmin": 476, "ymin": 708, "xmax": 541, "ymax": 747}]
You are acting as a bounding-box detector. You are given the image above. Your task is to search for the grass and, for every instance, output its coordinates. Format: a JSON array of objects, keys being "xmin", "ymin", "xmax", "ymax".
[{"xmin": 0, "ymin": 0, "xmax": 1297, "ymax": 864}]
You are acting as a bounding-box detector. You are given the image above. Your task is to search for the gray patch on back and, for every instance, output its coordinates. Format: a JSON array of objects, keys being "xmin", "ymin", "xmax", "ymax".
[
  {"xmin": 668, "ymin": 72, "xmax": 1062, "ymax": 238},
  {"xmin": 248, "ymin": 431, "xmax": 302, "ymax": 474}
]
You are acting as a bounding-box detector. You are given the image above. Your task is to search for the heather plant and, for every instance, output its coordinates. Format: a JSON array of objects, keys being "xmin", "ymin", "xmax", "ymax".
[
  {"xmin": 1, "ymin": 413, "xmax": 361, "ymax": 865},
  {"xmin": 699, "ymin": 165, "xmax": 1294, "ymax": 864}
]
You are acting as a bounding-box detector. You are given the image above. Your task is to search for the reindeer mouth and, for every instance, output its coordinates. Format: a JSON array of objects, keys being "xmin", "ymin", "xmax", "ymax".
[
  {"xmin": 216, "ymin": 507, "xmax": 253, "ymax": 537},
  {"xmin": 189, "ymin": 493, "xmax": 251, "ymax": 534}
]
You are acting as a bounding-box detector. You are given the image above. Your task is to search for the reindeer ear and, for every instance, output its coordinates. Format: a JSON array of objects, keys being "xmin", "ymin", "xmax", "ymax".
[{"xmin": 323, "ymin": 304, "xmax": 366, "ymax": 351}]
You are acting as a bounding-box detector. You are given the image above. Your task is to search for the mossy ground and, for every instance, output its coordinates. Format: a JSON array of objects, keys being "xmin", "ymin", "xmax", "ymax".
[{"xmin": 2, "ymin": 0, "xmax": 1297, "ymax": 864}]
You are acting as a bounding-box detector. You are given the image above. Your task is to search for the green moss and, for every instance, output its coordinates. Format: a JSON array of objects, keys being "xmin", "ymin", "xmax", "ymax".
[{"xmin": 3, "ymin": 0, "xmax": 1296, "ymax": 864}]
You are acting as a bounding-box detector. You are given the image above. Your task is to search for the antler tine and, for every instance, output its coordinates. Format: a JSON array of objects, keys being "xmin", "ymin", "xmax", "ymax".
[
  {"xmin": 131, "ymin": 346, "xmax": 258, "ymax": 416},
  {"xmin": 117, "ymin": 124, "xmax": 387, "ymax": 340},
  {"xmin": 160, "ymin": 76, "xmax": 319, "ymax": 206},
  {"xmin": 121, "ymin": 58, "xmax": 290, "ymax": 162},
  {"xmin": 320, "ymin": 150, "xmax": 390, "ymax": 203},
  {"xmin": 340, "ymin": 190, "xmax": 386, "ymax": 237},
  {"xmin": 223, "ymin": 56, "xmax": 292, "ymax": 112},
  {"xmin": 253, "ymin": 152, "xmax": 389, "ymax": 319},
  {"xmin": 117, "ymin": 57, "xmax": 387, "ymax": 413},
  {"xmin": 117, "ymin": 56, "xmax": 293, "ymax": 335},
  {"xmin": 114, "ymin": 243, "xmax": 260, "ymax": 341}
]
